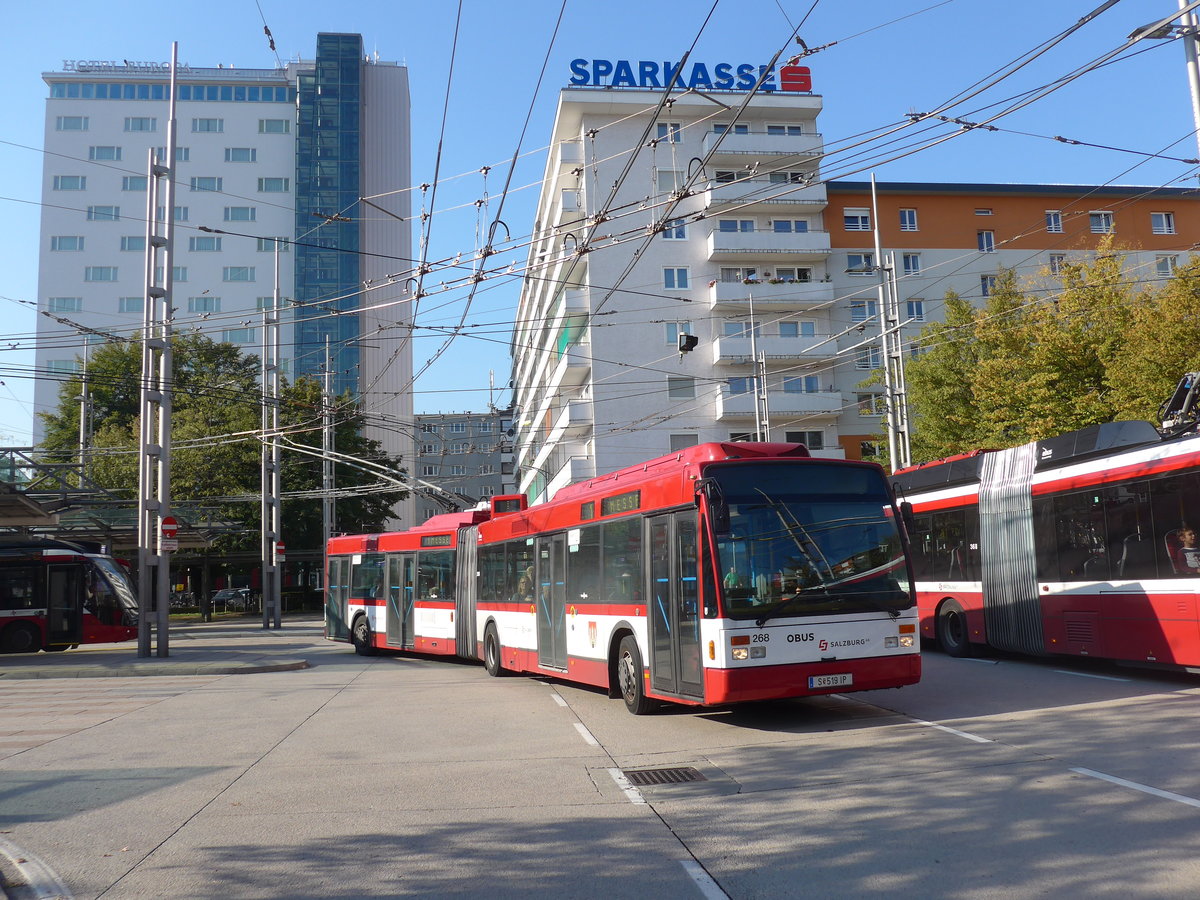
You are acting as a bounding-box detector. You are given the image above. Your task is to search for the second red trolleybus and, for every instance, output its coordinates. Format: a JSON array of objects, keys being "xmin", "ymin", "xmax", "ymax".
[
  {"xmin": 326, "ymin": 442, "xmax": 920, "ymax": 713},
  {"xmin": 893, "ymin": 409, "xmax": 1200, "ymax": 667}
]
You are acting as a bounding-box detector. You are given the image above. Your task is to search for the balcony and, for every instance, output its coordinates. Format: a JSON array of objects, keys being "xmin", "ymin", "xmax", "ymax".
[
  {"xmin": 705, "ymin": 180, "xmax": 826, "ymax": 211},
  {"xmin": 716, "ymin": 390, "xmax": 843, "ymax": 420},
  {"xmin": 707, "ymin": 227, "xmax": 831, "ymax": 260},
  {"xmin": 556, "ymin": 141, "xmax": 583, "ymax": 169},
  {"xmin": 712, "ymin": 335, "xmax": 836, "ymax": 366},
  {"xmin": 708, "ymin": 279, "xmax": 834, "ymax": 309},
  {"xmin": 701, "ymin": 130, "xmax": 823, "ymax": 160},
  {"xmin": 553, "ymin": 398, "xmax": 593, "ymax": 438},
  {"xmin": 554, "ymin": 189, "xmax": 583, "ymax": 226},
  {"xmin": 547, "ymin": 454, "xmax": 596, "ymax": 499},
  {"xmin": 553, "ymin": 342, "xmax": 590, "ymax": 389}
]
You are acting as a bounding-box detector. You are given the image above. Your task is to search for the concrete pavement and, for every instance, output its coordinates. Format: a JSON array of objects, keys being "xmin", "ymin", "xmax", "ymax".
[{"xmin": 0, "ymin": 616, "xmax": 318, "ymax": 680}]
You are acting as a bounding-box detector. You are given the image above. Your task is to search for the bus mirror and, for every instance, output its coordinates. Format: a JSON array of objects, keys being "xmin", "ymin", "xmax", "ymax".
[
  {"xmin": 698, "ymin": 478, "xmax": 730, "ymax": 534},
  {"xmin": 900, "ymin": 501, "xmax": 916, "ymax": 536}
]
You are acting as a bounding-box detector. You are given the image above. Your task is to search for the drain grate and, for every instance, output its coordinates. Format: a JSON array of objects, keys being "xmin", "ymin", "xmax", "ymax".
[{"xmin": 623, "ymin": 766, "xmax": 707, "ymax": 786}]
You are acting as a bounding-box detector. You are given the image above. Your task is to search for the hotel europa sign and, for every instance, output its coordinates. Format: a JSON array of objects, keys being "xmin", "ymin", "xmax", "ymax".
[{"xmin": 62, "ymin": 60, "xmax": 194, "ymax": 74}]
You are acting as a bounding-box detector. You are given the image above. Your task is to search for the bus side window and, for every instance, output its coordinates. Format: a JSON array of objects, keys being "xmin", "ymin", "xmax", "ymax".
[{"xmin": 0, "ymin": 567, "xmax": 37, "ymax": 610}]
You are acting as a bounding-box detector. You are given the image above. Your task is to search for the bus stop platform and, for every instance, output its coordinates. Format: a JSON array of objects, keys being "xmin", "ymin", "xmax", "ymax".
[{"xmin": 0, "ymin": 617, "xmax": 316, "ymax": 680}]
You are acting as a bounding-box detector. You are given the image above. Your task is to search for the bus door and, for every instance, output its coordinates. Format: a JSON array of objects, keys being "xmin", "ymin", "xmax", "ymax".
[
  {"xmin": 536, "ymin": 534, "xmax": 568, "ymax": 670},
  {"xmin": 386, "ymin": 554, "xmax": 415, "ymax": 648},
  {"xmin": 326, "ymin": 556, "xmax": 350, "ymax": 640},
  {"xmin": 647, "ymin": 512, "xmax": 703, "ymax": 699},
  {"xmin": 46, "ymin": 564, "xmax": 83, "ymax": 647}
]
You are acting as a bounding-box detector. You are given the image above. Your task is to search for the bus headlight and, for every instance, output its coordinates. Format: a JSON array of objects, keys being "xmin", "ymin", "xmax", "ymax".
[
  {"xmin": 750, "ymin": 646, "xmax": 766, "ymax": 659},
  {"xmin": 885, "ymin": 636, "xmax": 898, "ymax": 648},
  {"xmin": 732, "ymin": 647, "xmax": 749, "ymax": 660},
  {"xmin": 900, "ymin": 635, "xmax": 915, "ymax": 648}
]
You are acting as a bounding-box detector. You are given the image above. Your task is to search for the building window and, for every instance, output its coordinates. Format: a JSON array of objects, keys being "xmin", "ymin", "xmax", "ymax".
[
  {"xmin": 726, "ymin": 377, "xmax": 751, "ymax": 395},
  {"xmin": 478, "ymin": 421, "xmax": 494, "ymax": 433},
  {"xmin": 47, "ymin": 360, "xmax": 81, "ymax": 374},
  {"xmin": 1090, "ymin": 211, "xmax": 1114, "ymax": 234},
  {"xmin": 448, "ymin": 422, "xmax": 467, "ymax": 433},
  {"xmin": 662, "ymin": 218, "xmax": 687, "ymax": 240},
  {"xmin": 56, "ymin": 116, "xmax": 88, "ymax": 131},
  {"xmin": 421, "ymin": 465, "xmax": 438, "ymax": 477},
  {"xmin": 844, "ymin": 208, "xmax": 871, "ymax": 231},
  {"xmin": 1048, "ymin": 253, "xmax": 1065, "ymax": 275},
  {"xmin": 155, "ymin": 146, "xmax": 190, "ymax": 162},
  {"xmin": 50, "ymin": 236, "xmax": 84, "ymax": 251},
  {"xmin": 714, "ymin": 171, "xmax": 739, "ymax": 184},
  {"xmin": 189, "ymin": 236, "xmax": 222, "ymax": 252},
  {"xmin": 980, "ymin": 275, "xmax": 997, "ymax": 297},
  {"xmin": 257, "ymin": 237, "xmax": 290, "ymax": 252},
  {"xmin": 119, "ymin": 297, "xmax": 142, "ymax": 314},
  {"xmin": 223, "ymin": 328, "xmax": 255, "ymax": 343},
  {"xmin": 855, "ymin": 347, "xmax": 882, "ymax": 370},
  {"xmin": 224, "ymin": 147, "xmax": 257, "ymax": 162},
  {"xmin": 1045, "ymin": 210, "xmax": 1063, "ymax": 233},
  {"xmin": 772, "ymin": 267, "xmax": 811, "ymax": 282},
  {"xmin": 766, "ymin": 124, "xmax": 804, "ymax": 136},
  {"xmin": 420, "ymin": 443, "xmax": 436, "ymax": 454},
  {"xmin": 656, "ymin": 122, "xmax": 682, "ymax": 143},
  {"xmin": 902, "ymin": 253, "xmax": 921, "ymax": 275},
  {"xmin": 899, "ymin": 208, "xmax": 918, "ymax": 231},
  {"xmin": 121, "ymin": 176, "xmax": 147, "ymax": 192},
  {"xmin": 724, "ymin": 320, "xmax": 760, "ymax": 338},
  {"xmin": 1157, "ymin": 255, "xmax": 1178, "ymax": 277},
  {"xmin": 89, "ymin": 146, "xmax": 121, "ymax": 161},
  {"xmin": 768, "ymin": 171, "xmax": 808, "ymax": 185},
  {"xmin": 154, "ymin": 266, "xmax": 188, "ymax": 283},
  {"xmin": 124, "ymin": 117, "xmax": 156, "ymax": 132},
  {"xmin": 857, "ymin": 393, "xmax": 885, "ymax": 416},
  {"xmin": 850, "ymin": 299, "xmax": 878, "ymax": 322},
  {"xmin": 729, "ymin": 432, "xmax": 754, "ymax": 442},
  {"xmin": 157, "ymin": 206, "xmax": 189, "ymax": 222},
  {"xmin": 663, "ymin": 267, "xmax": 689, "ymax": 290},
  {"xmin": 192, "ymin": 118, "xmax": 224, "ymax": 133},
  {"xmin": 713, "ymin": 123, "xmax": 749, "ymax": 135},
  {"xmin": 259, "ymin": 118, "xmax": 290, "ymax": 134},
  {"xmin": 778, "ymin": 321, "xmax": 815, "ymax": 338},
  {"xmin": 718, "ymin": 219, "xmax": 754, "ymax": 232},
  {"xmin": 1152, "ymin": 212, "xmax": 1176, "ymax": 235},
  {"xmin": 906, "ymin": 299, "xmax": 925, "ymax": 322},
  {"xmin": 846, "ymin": 252, "xmax": 874, "ymax": 275},
  {"xmin": 450, "ymin": 443, "xmax": 469, "ymax": 454},
  {"xmin": 656, "ymin": 169, "xmax": 683, "ymax": 193},
  {"xmin": 785, "ymin": 430, "xmax": 824, "ymax": 450},
  {"xmin": 975, "ymin": 208, "xmax": 993, "ymax": 216},
  {"xmin": 667, "ymin": 376, "xmax": 696, "ymax": 399},
  {"xmin": 224, "ymin": 206, "xmax": 256, "ymax": 222},
  {"xmin": 782, "ymin": 376, "xmax": 820, "ymax": 393},
  {"xmin": 188, "ymin": 296, "xmax": 221, "ymax": 313},
  {"xmin": 720, "ymin": 267, "xmax": 756, "ymax": 283},
  {"xmin": 52, "ymin": 175, "xmax": 86, "ymax": 191},
  {"xmin": 771, "ymin": 219, "xmax": 808, "ymax": 233},
  {"xmin": 84, "ymin": 266, "xmax": 117, "ymax": 282},
  {"xmin": 665, "ymin": 322, "xmax": 692, "ymax": 344},
  {"xmin": 223, "ymin": 266, "xmax": 255, "ymax": 282},
  {"xmin": 977, "ymin": 230, "xmax": 995, "ymax": 253},
  {"xmin": 120, "ymin": 236, "xmax": 145, "ymax": 252},
  {"xmin": 420, "ymin": 423, "xmax": 437, "ymax": 433},
  {"xmin": 48, "ymin": 297, "xmax": 82, "ymax": 313},
  {"xmin": 257, "ymin": 177, "xmax": 289, "ymax": 193},
  {"xmin": 669, "ymin": 433, "xmax": 699, "ymax": 452},
  {"xmin": 190, "ymin": 177, "xmax": 222, "ymax": 192},
  {"xmin": 479, "ymin": 464, "xmax": 495, "ymax": 475}
]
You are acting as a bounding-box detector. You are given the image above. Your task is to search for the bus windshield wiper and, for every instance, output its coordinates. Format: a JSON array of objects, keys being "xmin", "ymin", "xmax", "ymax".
[{"xmin": 755, "ymin": 586, "xmax": 832, "ymax": 627}]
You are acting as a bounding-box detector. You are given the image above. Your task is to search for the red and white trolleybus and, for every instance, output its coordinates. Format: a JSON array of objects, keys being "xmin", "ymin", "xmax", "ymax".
[
  {"xmin": 326, "ymin": 442, "xmax": 921, "ymax": 713},
  {"xmin": 893, "ymin": 414, "xmax": 1200, "ymax": 666},
  {"xmin": 0, "ymin": 538, "xmax": 139, "ymax": 653}
]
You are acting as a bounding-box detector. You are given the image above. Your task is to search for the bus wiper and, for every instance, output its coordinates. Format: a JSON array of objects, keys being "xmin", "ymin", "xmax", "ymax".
[{"xmin": 755, "ymin": 586, "xmax": 832, "ymax": 628}]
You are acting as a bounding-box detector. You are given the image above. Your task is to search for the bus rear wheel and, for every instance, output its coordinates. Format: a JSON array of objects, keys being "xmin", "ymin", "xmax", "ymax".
[
  {"xmin": 1, "ymin": 623, "xmax": 41, "ymax": 654},
  {"xmin": 617, "ymin": 635, "xmax": 655, "ymax": 715},
  {"xmin": 351, "ymin": 615, "xmax": 376, "ymax": 657},
  {"xmin": 936, "ymin": 599, "xmax": 972, "ymax": 658},
  {"xmin": 483, "ymin": 624, "xmax": 504, "ymax": 677}
]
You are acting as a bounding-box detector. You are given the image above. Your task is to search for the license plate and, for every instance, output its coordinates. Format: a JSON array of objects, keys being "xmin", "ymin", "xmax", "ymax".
[{"xmin": 809, "ymin": 673, "xmax": 852, "ymax": 689}]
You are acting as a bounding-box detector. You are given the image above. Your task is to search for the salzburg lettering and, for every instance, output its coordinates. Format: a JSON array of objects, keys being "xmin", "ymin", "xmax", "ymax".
[{"xmin": 568, "ymin": 59, "xmax": 812, "ymax": 92}]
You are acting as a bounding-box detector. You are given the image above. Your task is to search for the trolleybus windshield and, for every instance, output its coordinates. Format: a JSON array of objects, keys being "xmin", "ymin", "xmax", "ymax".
[{"xmin": 710, "ymin": 463, "xmax": 912, "ymax": 622}]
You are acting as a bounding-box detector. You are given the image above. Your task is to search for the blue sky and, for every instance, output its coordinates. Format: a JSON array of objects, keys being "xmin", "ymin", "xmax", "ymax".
[{"xmin": 1, "ymin": 0, "xmax": 1195, "ymax": 445}]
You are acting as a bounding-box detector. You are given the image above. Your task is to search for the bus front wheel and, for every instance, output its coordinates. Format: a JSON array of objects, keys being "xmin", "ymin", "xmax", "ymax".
[
  {"xmin": 617, "ymin": 636, "xmax": 655, "ymax": 715},
  {"xmin": 936, "ymin": 599, "xmax": 972, "ymax": 658},
  {"xmin": 1, "ymin": 622, "xmax": 41, "ymax": 654},
  {"xmin": 351, "ymin": 615, "xmax": 376, "ymax": 657}
]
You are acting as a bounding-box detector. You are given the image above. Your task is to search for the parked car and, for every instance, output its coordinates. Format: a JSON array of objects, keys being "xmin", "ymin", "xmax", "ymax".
[{"xmin": 211, "ymin": 588, "xmax": 254, "ymax": 611}]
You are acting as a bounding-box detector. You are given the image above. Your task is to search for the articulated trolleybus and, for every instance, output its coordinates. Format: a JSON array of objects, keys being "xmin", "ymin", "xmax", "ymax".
[
  {"xmin": 326, "ymin": 442, "xmax": 920, "ymax": 713},
  {"xmin": 893, "ymin": 384, "xmax": 1200, "ymax": 667},
  {"xmin": 0, "ymin": 538, "xmax": 139, "ymax": 653}
]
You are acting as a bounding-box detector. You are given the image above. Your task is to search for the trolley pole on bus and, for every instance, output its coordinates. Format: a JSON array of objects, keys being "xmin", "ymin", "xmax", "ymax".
[
  {"xmin": 260, "ymin": 246, "xmax": 283, "ymax": 629},
  {"xmin": 137, "ymin": 43, "xmax": 180, "ymax": 657}
]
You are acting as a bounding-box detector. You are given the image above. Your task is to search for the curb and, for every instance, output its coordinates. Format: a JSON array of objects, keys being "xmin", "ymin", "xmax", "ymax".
[
  {"xmin": 0, "ymin": 659, "xmax": 310, "ymax": 680},
  {"xmin": 0, "ymin": 836, "xmax": 72, "ymax": 899}
]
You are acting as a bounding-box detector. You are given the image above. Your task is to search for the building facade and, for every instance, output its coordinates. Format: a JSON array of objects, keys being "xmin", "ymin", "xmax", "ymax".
[
  {"xmin": 36, "ymin": 34, "xmax": 415, "ymax": 522},
  {"xmin": 412, "ymin": 409, "xmax": 515, "ymax": 523},
  {"xmin": 512, "ymin": 84, "xmax": 1199, "ymax": 502}
]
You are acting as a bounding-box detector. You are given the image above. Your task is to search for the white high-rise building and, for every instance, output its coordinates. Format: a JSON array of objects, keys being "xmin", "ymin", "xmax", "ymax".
[{"xmin": 36, "ymin": 34, "xmax": 416, "ymax": 525}]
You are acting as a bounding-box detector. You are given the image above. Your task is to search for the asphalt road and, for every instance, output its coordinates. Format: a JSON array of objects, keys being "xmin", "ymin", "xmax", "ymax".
[{"xmin": 3, "ymin": 622, "xmax": 1200, "ymax": 899}]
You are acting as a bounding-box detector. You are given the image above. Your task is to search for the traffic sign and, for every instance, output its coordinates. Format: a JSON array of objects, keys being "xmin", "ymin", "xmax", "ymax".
[
  {"xmin": 160, "ymin": 538, "xmax": 178, "ymax": 552},
  {"xmin": 276, "ymin": 541, "xmax": 286, "ymax": 561},
  {"xmin": 161, "ymin": 516, "xmax": 179, "ymax": 538}
]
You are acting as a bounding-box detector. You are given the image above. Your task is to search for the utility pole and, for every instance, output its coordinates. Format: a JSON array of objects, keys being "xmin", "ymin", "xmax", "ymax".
[
  {"xmin": 260, "ymin": 245, "xmax": 282, "ymax": 629},
  {"xmin": 747, "ymin": 287, "xmax": 769, "ymax": 441},
  {"xmin": 870, "ymin": 175, "xmax": 912, "ymax": 472},
  {"xmin": 321, "ymin": 336, "xmax": 336, "ymax": 546},
  {"xmin": 77, "ymin": 338, "xmax": 91, "ymax": 488},
  {"xmin": 137, "ymin": 43, "xmax": 179, "ymax": 657}
]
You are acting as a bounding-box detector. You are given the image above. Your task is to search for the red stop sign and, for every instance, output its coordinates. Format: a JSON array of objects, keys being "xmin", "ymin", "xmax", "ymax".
[{"xmin": 161, "ymin": 516, "xmax": 179, "ymax": 538}]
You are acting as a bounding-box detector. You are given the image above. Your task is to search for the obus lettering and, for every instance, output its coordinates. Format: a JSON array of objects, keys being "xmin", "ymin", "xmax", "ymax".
[{"xmin": 786, "ymin": 632, "xmax": 816, "ymax": 643}]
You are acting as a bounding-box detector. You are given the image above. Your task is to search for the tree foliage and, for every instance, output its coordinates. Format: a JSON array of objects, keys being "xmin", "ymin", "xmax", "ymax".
[
  {"xmin": 904, "ymin": 250, "xmax": 1200, "ymax": 465},
  {"xmin": 38, "ymin": 333, "xmax": 407, "ymax": 551}
]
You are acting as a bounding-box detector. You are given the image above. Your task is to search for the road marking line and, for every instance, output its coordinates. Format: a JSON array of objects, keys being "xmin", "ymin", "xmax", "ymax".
[
  {"xmin": 551, "ymin": 693, "xmax": 568, "ymax": 707},
  {"xmin": 680, "ymin": 860, "xmax": 730, "ymax": 899},
  {"xmin": 1053, "ymin": 669, "xmax": 1130, "ymax": 682},
  {"xmin": 1071, "ymin": 767, "xmax": 1200, "ymax": 808},
  {"xmin": 573, "ymin": 722, "xmax": 599, "ymax": 746},
  {"xmin": 912, "ymin": 718, "xmax": 992, "ymax": 743},
  {"xmin": 0, "ymin": 836, "xmax": 73, "ymax": 899},
  {"xmin": 607, "ymin": 767, "xmax": 646, "ymax": 805}
]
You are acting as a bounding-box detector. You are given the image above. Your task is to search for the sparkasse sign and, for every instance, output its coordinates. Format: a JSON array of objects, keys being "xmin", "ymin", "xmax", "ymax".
[{"xmin": 568, "ymin": 58, "xmax": 812, "ymax": 92}]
